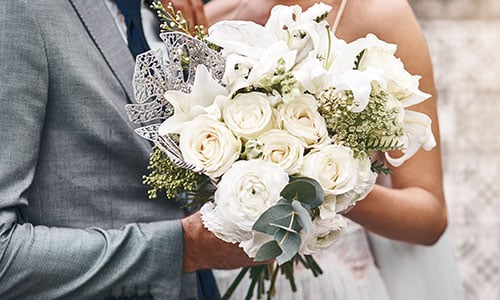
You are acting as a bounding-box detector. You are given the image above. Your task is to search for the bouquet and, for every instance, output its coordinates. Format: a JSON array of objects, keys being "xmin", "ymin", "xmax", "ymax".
[{"xmin": 126, "ymin": 2, "xmax": 436, "ymax": 299}]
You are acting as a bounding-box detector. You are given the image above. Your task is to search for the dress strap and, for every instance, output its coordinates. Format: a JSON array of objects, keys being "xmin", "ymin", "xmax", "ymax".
[{"xmin": 331, "ymin": 0, "xmax": 347, "ymax": 34}]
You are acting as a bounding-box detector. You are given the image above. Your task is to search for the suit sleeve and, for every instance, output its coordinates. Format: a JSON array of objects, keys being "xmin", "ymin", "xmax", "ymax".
[{"xmin": 0, "ymin": 2, "xmax": 187, "ymax": 299}]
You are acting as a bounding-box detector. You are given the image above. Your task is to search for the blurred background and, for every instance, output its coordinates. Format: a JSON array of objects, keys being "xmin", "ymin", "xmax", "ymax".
[{"xmin": 409, "ymin": 0, "xmax": 500, "ymax": 299}]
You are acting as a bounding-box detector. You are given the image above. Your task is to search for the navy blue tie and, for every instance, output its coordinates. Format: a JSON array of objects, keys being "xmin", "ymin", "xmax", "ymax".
[{"xmin": 116, "ymin": 0, "xmax": 150, "ymax": 58}]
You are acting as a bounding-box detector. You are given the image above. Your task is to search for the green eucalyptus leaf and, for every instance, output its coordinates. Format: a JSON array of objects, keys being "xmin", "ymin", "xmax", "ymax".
[
  {"xmin": 253, "ymin": 203, "xmax": 294, "ymax": 235},
  {"xmin": 291, "ymin": 201, "xmax": 313, "ymax": 232},
  {"xmin": 274, "ymin": 229, "xmax": 301, "ymax": 265},
  {"xmin": 280, "ymin": 177, "xmax": 324, "ymax": 207},
  {"xmin": 254, "ymin": 240, "xmax": 282, "ymax": 262}
]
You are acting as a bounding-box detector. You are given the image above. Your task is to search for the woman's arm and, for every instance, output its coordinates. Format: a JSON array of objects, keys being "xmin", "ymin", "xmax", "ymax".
[{"xmin": 342, "ymin": 0, "xmax": 447, "ymax": 246}]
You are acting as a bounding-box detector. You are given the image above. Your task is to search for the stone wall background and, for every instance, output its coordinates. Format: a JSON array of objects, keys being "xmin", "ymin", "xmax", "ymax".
[{"xmin": 409, "ymin": 1, "xmax": 500, "ymax": 299}]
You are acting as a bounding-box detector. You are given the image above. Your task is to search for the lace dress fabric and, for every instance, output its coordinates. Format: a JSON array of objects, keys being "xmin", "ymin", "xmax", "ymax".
[{"xmin": 214, "ymin": 220, "xmax": 390, "ymax": 300}]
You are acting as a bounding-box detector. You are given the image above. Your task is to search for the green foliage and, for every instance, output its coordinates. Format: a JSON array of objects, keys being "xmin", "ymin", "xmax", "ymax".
[
  {"xmin": 151, "ymin": 0, "xmax": 192, "ymax": 35},
  {"xmin": 150, "ymin": 0, "xmax": 215, "ymax": 46},
  {"xmin": 371, "ymin": 160, "xmax": 392, "ymax": 175},
  {"xmin": 318, "ymin": 84, "xmax": 404, "ymax": 158},
  {"xmin": 142, "ymin": 146, "xmax": 208, "ymax": 204},
  {"xmin": 252, "ymin": 176, "xmax": 323, "ymax": 266},
  {"xmin": 280, "ymin": 177, "xmax": 324, "ymax": 208},
  {"xmin": 255, "ymin": 241, "xmax": 282, "ymax": 262},
  {"xmin": 353, "ymin": 50, "xmax": 366, "ymax": 70},
  {"xmin": 222, "ymin": 255, "xmax": 324, "ymax": 300}
]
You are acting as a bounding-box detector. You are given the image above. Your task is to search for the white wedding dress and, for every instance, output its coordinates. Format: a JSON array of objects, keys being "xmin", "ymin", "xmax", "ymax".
[{"xmin": 214, "ymin": 220, "xmax": 391, "ymax": 300}]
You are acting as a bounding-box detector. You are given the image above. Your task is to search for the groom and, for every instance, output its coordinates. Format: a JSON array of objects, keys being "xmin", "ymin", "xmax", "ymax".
[{"xmin": 0, "ymin": 0, "xmax": 253, "ymax": 299}]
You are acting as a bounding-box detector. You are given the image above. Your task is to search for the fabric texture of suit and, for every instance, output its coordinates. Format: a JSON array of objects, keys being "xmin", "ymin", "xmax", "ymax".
[{"xmin": 0, "ymin": 0, "xmax": 197, "ymax": 299}]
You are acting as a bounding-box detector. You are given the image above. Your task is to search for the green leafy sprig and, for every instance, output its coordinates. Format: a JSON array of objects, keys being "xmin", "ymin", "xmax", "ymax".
[
  {"xmin": 318, "ymin": 85, "xmax": 404, "ymax": 159},
  {"xmin": 150, "ymin": 0, "xmax": 207, "ymax": 40},
  {"xmin": 142, "ymin": 146, "xmax": 209, "ymax": 206},
  {"xmin": 371, "ymin": 160, "xmax": 392, "ymax": 175}
]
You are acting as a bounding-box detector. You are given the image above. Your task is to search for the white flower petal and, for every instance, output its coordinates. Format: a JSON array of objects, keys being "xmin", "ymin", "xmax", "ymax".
[
  {"xmin": 191, "ymin": 64, "xmax": 228, "ymax": 108},
  {"xmin": 385, "ymin": 110, "xmax": 436, "ymax": 166},
  {"xmin": 208, "ymin": 21, "xmax": 276, "ymax": 58},
  {"xmin": 331, "ymin": 70, "xmax": 372, "ymax": 112}
]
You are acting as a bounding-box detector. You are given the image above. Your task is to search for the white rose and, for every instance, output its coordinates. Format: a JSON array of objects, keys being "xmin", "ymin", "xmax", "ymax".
[
  {"xmin": 179, "ymin": 115, "xmax": 241, "ymax": 178},
  {"xmin": 300, "ymin": 145, "xmax": 358, "ymax": 219},
  {"xmin": 279, "ymin": 94, "xmax": 330, "ymax": 148},
  {"xmin": 300, "ymin": 214, "xmax": 347, "ymax": 255},
  {"xmin": 257, "ymin": 129, "xmax": 305, "ymax": 175},
  {"xmin": 336, "ymin": 156, "xmax": 377, "ymax": 212},
  {"xmin": 201, "ymin": 160, "xmax": 289, "ymax": 243},
  {"xmin": 223, "ymin": 92, "xmax": 276, "ymax": 140}
]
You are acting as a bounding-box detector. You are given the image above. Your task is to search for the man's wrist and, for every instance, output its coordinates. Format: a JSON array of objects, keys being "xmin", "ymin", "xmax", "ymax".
[{"xmin": 181, "ymin": 212, "xmax": 206, "ymax": 273}]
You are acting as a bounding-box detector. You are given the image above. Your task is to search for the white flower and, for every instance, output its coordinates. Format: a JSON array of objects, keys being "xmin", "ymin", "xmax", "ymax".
[
  {"xmin": 222, "ymin": 54, "xmax": 255, "ymax": 93},
  {"xmin": 179, "ymin": 115, "xmax": 240, "ymax": 178},
  {"xmin": 329, "ymin": 69, "xmax": 372, "ymax": 112},
  {"xmin": 257, "ymin": 129, "xmax": 306, "ymax": 175},
  {"xmin": 207, "ymin": 21, "xmax": 276, "ymax": 60},
  {"xmin": 300, "ymin": 214, "xmax": 347, "ymax": 255},
  {"xmin": 279, "ymin": 94, "xmax": 330, "ymax": 148},
  {"xmin": 201, "ymin": 160, "xmax": 289, "ymax": 243},
  {"xmin": 223, "ymin": 92, "xmax": 276, "ymax": 140},
  {"xmin": 300, "ymin": 145, "xmax": 358, "ymax": 219},
  {"xmin": 293, "ymin": 56, "xmax": 332, "ymax": 95},
  {"xmin": 158, "ymin": 65, "xmax": 228, "ymax": 135},
  {"xmin": 265, "ymin": 3, "xmax": 333, "ymax": 63},
  {"xmin": 356, "ymin": 34, "xmax": 431, "ymax": 106},
  {"xmin": 385, "ymin": 110, "xmax": 436, "ymax": 166},
  {"xmin": 336, "ymin": 156, "xmax": 377, "ymax": 212}
]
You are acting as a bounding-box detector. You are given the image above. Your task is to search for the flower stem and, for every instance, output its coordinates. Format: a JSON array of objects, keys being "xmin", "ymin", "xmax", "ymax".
[{"xmin": 221, "ymin": 267, "xmax": 249, "ymax": 300}]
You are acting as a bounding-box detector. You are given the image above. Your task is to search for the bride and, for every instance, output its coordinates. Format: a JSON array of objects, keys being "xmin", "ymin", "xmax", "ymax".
[{"xmin": 202, "ymin": 0, "xmax": 465, "ymax": 299}]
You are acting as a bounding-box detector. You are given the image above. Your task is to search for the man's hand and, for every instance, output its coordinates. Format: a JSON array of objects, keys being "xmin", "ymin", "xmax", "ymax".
[
  {"xmin": 181, "ymin": 211, "xmax": 262, "ymax": 273},
  {"xmin": 162, "ymin": 0, "xmax": 208, "ymax": 33}
]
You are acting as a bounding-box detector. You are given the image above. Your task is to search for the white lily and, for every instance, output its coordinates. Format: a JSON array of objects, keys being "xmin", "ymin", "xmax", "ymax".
[
  {"xmin": 385, "ymin": 110, "xmax": 436, "ymax": 166},
  {"xmin": 247, "ymin": 41, "xmax": 297, "ymax": 84},
  {"xmin": 207, "ymin": 20, "xmax": 276, "ymax": 59},
  {"xmin": 330, "ymin": 69, "xmax": 372, "ymax": 112},
  {"xmin": 158, "ymin": 64, "xmax": 228, "ymax": 135},
  {"xmin": 356, "ymin": 34, "xmax": 431, "ymax": 106}
]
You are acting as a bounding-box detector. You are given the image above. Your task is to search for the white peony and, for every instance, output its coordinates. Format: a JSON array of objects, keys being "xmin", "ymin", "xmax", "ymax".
[
  {"xmin": 201, "ymin": 160, "xmax": 289, "ymax": 243},
  {"xmin": 300, "ymin": 145, "xmax": 358, "ymax": 219},
  {"xmin": 300, "ymin": 214, "xmax": 347, "ymax": 255},
  {"xmin": 279, "ymin": 94, "xmax": 330, "ymax": 148},
  {"xmin": 223, "ymin": 92, "xmax": 276, "ymax": 140},
  {"xmin": 257, "ymin": 129, "xmax": 306, "ymax": 175},
  {"xmin": 179, "ymin": 115, "xmax": 240, "ymax": 178}
]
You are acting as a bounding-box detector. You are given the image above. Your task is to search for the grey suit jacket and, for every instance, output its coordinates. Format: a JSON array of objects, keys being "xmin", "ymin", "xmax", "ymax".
[{"xmin": 0, "ymin": 1, "xmax": 197, "ymax": 299}]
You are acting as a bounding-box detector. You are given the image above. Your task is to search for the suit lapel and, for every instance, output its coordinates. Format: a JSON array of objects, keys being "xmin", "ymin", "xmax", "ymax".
[{"xmin": 68, "ymin": 0, "xmax": 135, "ymax": 103}]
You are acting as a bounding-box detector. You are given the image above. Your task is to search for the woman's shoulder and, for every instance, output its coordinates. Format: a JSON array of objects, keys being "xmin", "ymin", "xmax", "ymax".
[{"xmin": 334, "ymin": 0, "xmax": 418, "ymax": 44}]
